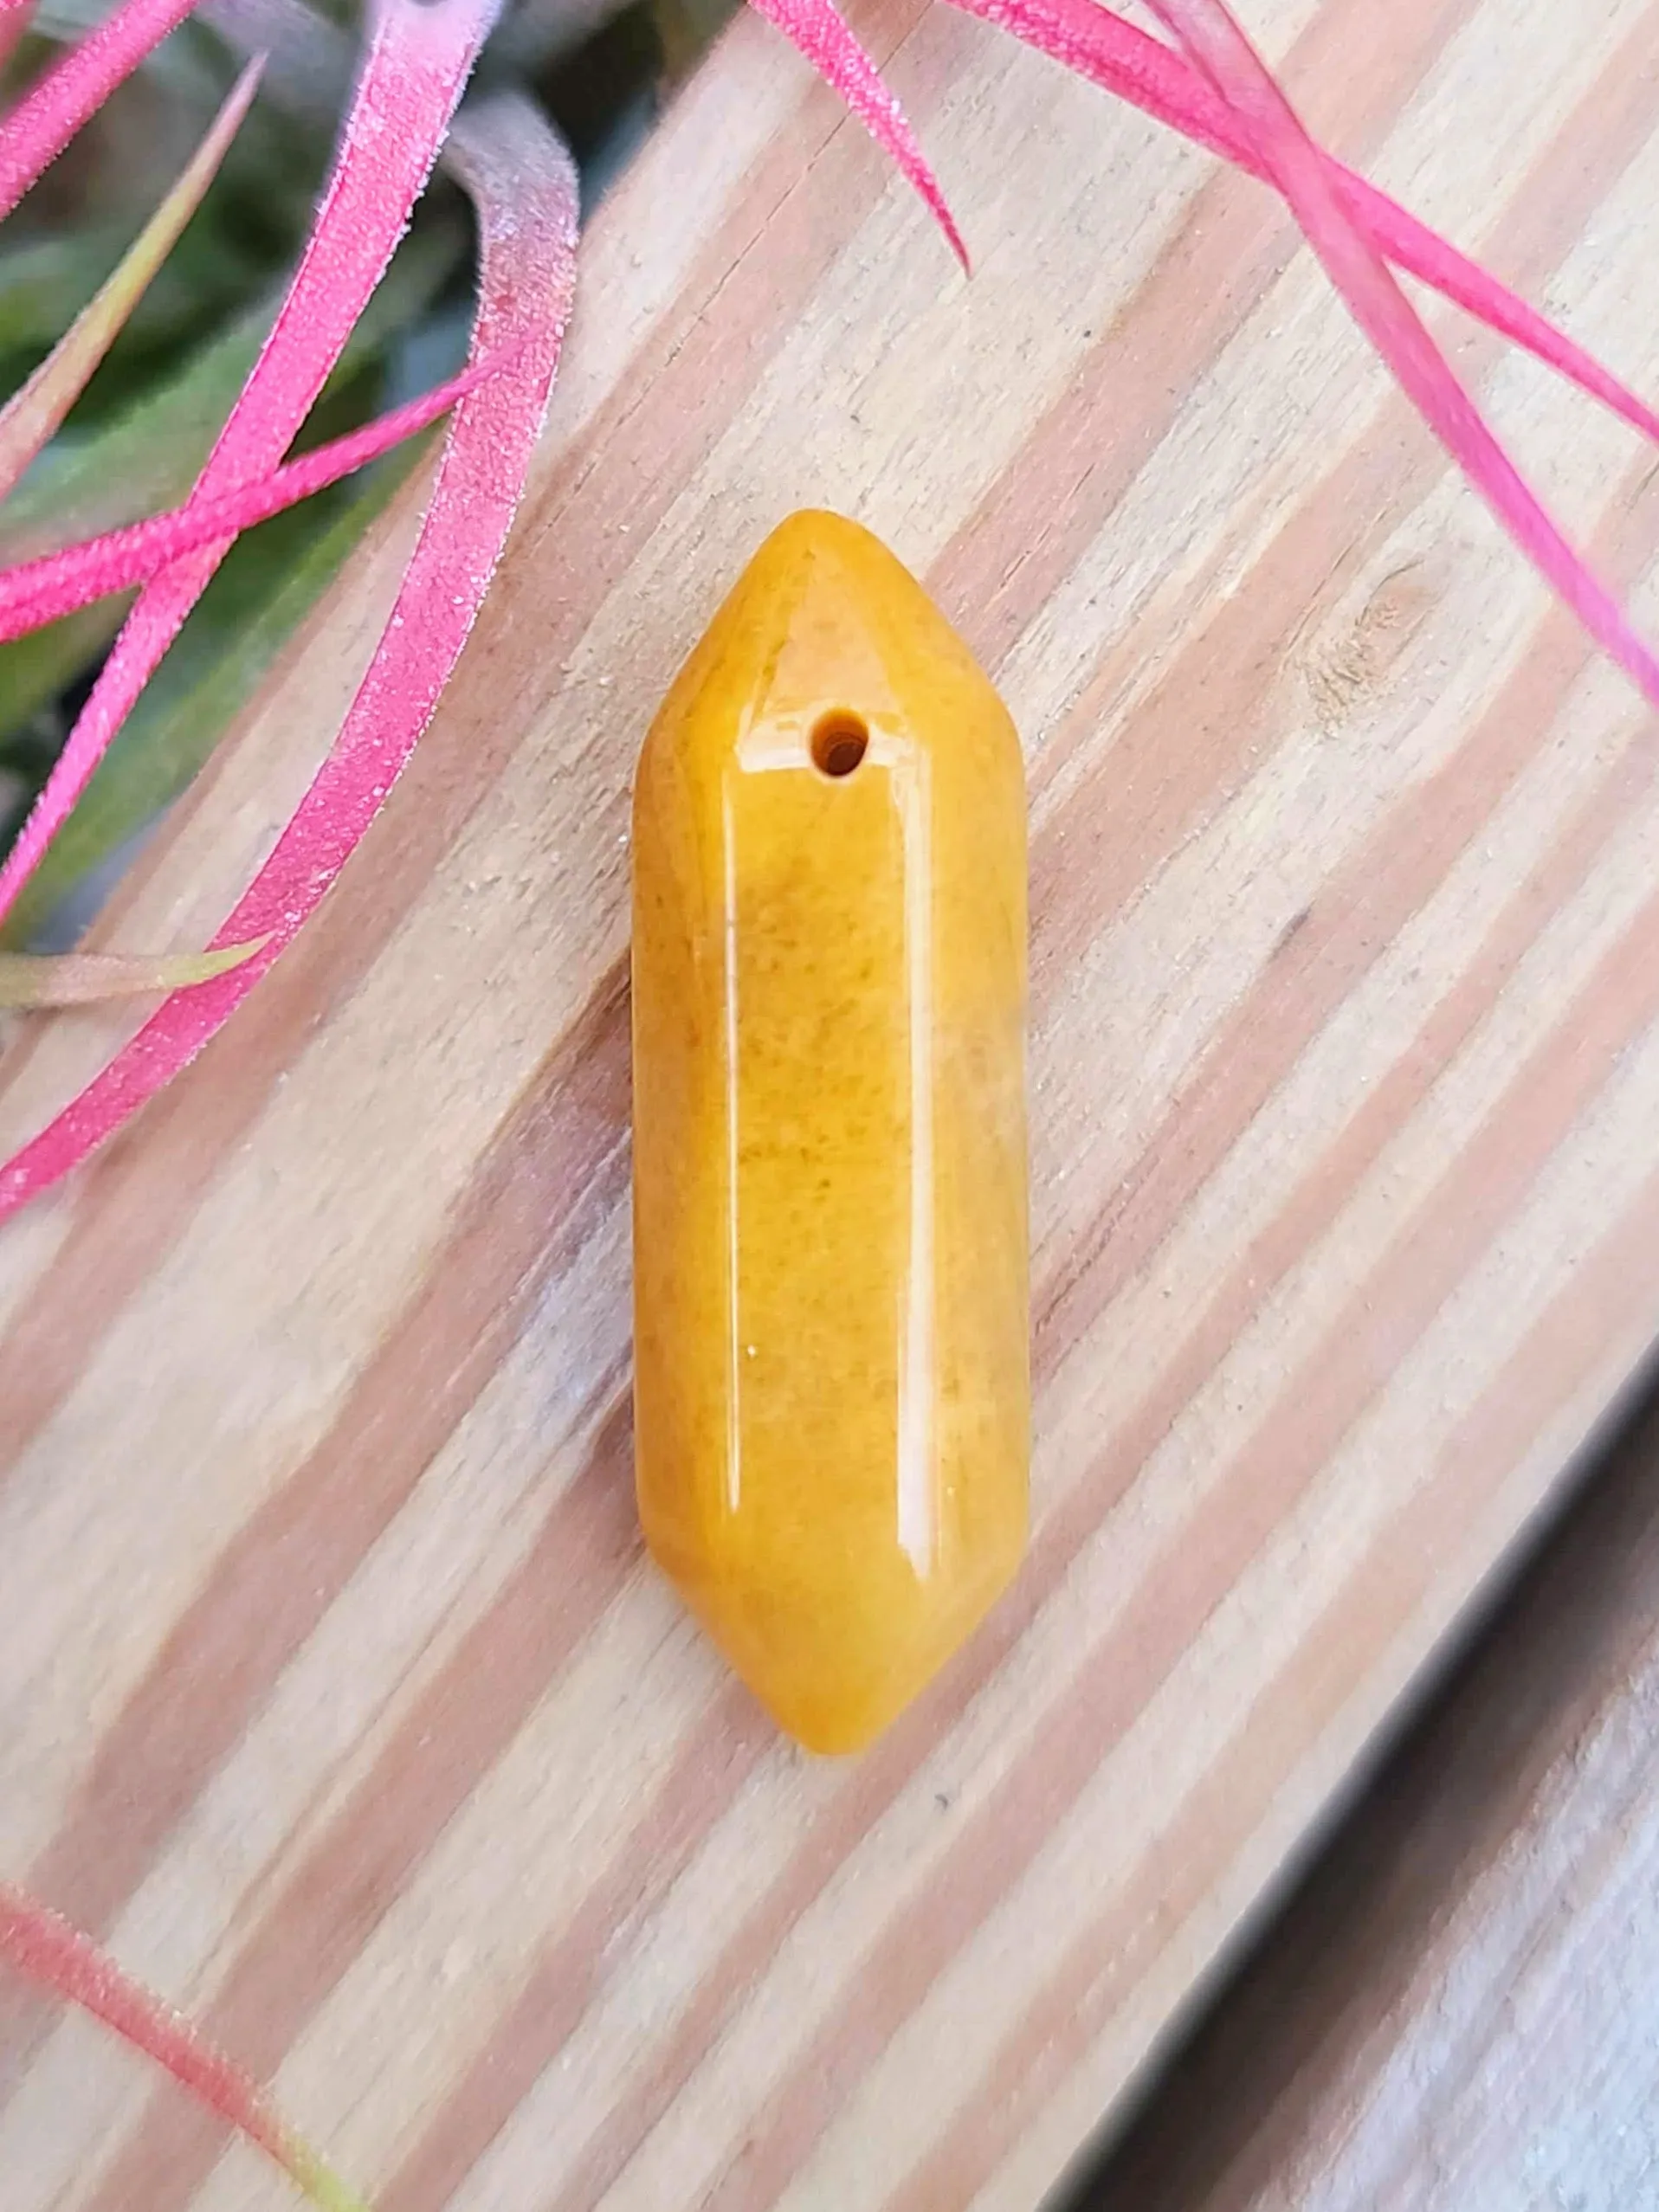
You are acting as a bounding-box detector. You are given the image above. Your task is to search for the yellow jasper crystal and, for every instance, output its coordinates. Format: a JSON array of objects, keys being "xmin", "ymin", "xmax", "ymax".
[{"xmin": 630, "ymin": 510, "xmax": 1029, "ymax": 1755}]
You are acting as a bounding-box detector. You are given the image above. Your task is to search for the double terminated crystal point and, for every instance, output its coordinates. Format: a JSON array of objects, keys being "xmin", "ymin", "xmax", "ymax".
[{"xmin": 630, "ymin": 511, "xmax": 1030, "ymax": 1754}]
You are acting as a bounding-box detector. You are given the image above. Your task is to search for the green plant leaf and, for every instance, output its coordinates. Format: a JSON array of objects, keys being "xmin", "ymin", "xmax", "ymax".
[
  {"xmin": 0, "ymin": 598, "xmax": 126, "ymax": 744},
  {"xmin": 0, "ymin": 304, "xmax": 267, "ymax": 560},
  {"xmin": 0, "ymin": 932, "xmax": 265, "ymax": 1003},
  {"xmin": 4, "ymin": 429, "xmax": 429, "ymax": 945},
  {"xmin": 0, "ymin": 225, "xmax": 127, "ymax": 360},
  {"xmin": 0, "ymin": 60, "xmax": 264, "ymax": 500},
  {"xmin": 0, "ymin": 312, "xmax": 264, "ymax": 758},
  {"xmin": 0, "ymin": 210, "xmax": 460, "ymax": 562},
  {"xmin": 0, "ymin": 201, "xmax": 462, "ymax": 789}
]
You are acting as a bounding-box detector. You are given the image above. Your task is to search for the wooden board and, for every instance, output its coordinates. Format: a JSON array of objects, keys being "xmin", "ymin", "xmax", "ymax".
[
  {"xmin": 1085, "ymin": 1365, "xmax": 1659, "ymax": 2212},
  {"xmin": 3, "ymin": 1, "xmax": 1659, "ymax": 2204}
]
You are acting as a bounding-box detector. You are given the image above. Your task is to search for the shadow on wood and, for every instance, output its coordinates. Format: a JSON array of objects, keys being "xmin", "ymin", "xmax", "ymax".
[{"xmin": 1073, "ymin": 1351, "xmax": 1659, "ymax": 2212}]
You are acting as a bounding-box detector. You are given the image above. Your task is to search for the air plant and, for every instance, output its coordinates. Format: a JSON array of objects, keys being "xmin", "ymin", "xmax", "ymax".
[
  {"xmin": 0, "ymin": 1881, "xmax": 372, "ymax": 2209},
  {"xmin": 0, "ymin": 0, "xmax": 1653, "ymax": 2198}
]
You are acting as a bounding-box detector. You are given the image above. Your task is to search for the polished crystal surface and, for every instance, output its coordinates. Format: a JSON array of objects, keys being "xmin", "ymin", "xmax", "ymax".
[{"xmin": 631, "ymin": 510, "xmax": 1029, "ymax": 1753}]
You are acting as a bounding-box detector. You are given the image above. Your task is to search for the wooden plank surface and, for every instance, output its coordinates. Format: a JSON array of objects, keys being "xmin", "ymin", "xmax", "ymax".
[
  {"xmin": 3, "ymin": 1, "xmax": 1659, "ymax": 2204},
  {"xmin": 1082, "ymin": 1361, "xmax": 1659, "ymax": 2212}
]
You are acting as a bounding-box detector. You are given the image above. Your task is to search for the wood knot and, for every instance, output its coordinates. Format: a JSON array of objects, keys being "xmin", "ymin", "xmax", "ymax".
[{"xmin": 1301, "ymin": 561, "xmax": 1436, "ymax": 731}]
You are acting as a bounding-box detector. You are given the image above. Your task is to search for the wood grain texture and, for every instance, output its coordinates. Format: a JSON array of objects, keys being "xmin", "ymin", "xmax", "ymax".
[
  {"xmin": 1082, "ymin": 1363, "xmax": 1659, "ymax": 2212},
  {"xmin": 3, "ymin": 1, "xmax": 1659, "ymax": 2203}
]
